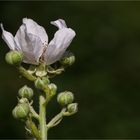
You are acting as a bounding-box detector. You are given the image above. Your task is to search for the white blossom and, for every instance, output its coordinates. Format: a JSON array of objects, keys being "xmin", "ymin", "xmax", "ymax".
[{"xmin": 1, "ymin": 18, "xmax": 76, "ymax": 65}]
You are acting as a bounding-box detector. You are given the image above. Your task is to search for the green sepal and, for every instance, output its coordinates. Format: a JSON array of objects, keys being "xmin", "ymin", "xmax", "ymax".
[{"xmin": 35, "ymin": 63, "xmax": 47, "ymax": 77}]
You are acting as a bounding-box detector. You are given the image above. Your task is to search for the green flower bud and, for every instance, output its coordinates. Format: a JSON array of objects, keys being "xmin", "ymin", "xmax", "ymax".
[
  {"xmin": 67, "ymin": 103, "xmax": 78, "ymax": 114},
  {"xmin": 5, "ymin": 51, "xmax": 23, "ymax": 66},
  {"xmin": 18, "ymin": 85, "xmax": 33, "ymax": 100},
  {"xmin": 60, "ymin": 52, "xmax": 75, "ymax": 66},
  {"xmin": 12, "ymin": 103, "xmax": 30, "ymax": 119},
  {"xmin": 34, "ymin": 78, "xmax": 45, "ymax": 90},
  {"xmin": 57, "ymin": 91, "xmax": 74, "ymax": 106},
  {"xmin": 48, "ymin": 83, "xmax": 57, "ymax": 96},
  {"xmin": 42, "ymin": 77, "xmax": 50, "ymax": 85}
]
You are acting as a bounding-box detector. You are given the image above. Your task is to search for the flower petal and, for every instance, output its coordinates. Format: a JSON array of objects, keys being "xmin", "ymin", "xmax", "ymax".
[
  {"xmin": 43, "ymin": 20, "xmax": 76, "ymax": 65},
  {"xmin": 15, "ymin": 24, "xmax": 44, "ymax": 65},
  {"xmin": 0, "ymin": 23, "xmax": 16, "ymax": 50},
  {"xmin": 23, "ymin": 18, "xmax": 48, "ymax": 44},
  {"xmin": 50, "ymin": 19, "xmax": 67, "ymax": 29}
]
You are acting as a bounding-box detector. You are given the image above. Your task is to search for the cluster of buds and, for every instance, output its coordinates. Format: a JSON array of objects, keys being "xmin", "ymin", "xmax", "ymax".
[
  {"xmin": 12, "ymin": 86, "xmax": 33, "ymax": 120},
  {"xmin": 5, "ymin": 49, "xmax": 78, "ymax": 139},
  {"xmin": 57, "ymin": 91, "xmax": 78, "ymax": 115},
  {"xmin": 35, "ymin": 77, "xmax": 57, "ymax": 98}
]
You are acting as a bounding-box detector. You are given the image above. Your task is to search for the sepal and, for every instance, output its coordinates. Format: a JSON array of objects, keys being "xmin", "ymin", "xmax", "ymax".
[
  {"xmin": 27, "ymin": 65, "xmax": 36, "ymax": 74},
  {"xmin": 35, "ymin": 63, "xmax": 47, "ymax": 77}
]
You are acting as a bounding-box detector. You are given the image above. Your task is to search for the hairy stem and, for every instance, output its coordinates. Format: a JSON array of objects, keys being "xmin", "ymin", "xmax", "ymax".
[
  {"xmin": 18, "ymin": 66, "xmax": 36, "ymax": 81},
  {"xmin": 26, "ymin": 119, "xmax": 41, "ymax": 140},
  {"xmin": 47, "ymin": 108, "xmax": 66, "ymax": 129},
  {"xmin": 29, "ymin": 106, "xmax": 39, "ymax": 120},
  {"xmin": 39, "ymin": 95, "xmax": 47, "ymax": 140}
]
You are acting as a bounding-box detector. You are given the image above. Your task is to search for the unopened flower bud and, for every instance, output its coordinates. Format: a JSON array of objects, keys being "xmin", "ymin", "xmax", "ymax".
[
  {"xmin": 57, "ymin": 91, "xmax": 74, "ymax": 106},
  {"xmin": 5, "ymin": 51, "xmax": 23, "ymax": 66},
  {"xmin": 42, "ymin": 77, "xmax": 50, "ymax": 85},
  {"xmin": 67, "ymin": 103, "xmax": 78, "ymax": 114},
  {"xmin": 48, "ymin": 83, "xmax": 57, "ymax": 96},
  {"xmin": 60, "ymin": 52, "xmax": 75, "ymax": 66},
  {"xmin": 18, "ymin": 85, "xmax": 33, "ymax": 100},
  {"xmin": 12, "ymin": 103, "xmax": 30, "ymax": 119},
  {"xmin": 34, "ymin": 78, "xmax": 45, "ymax": 90}
]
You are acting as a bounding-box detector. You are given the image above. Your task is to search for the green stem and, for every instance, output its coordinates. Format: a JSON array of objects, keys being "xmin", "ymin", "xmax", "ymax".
[
  {"xmin": 18, "ymin": 66, "xmax": 36, "ymax": 81},
  {"xmin": 29, "ymin": 105, "xmax": 39, "ymax": 120},
  {"xmin": 47, "ymin": 108, "xmax": 66, "ymax": 129},
  {"xmin": 39, "ymin": 95, "xmax": 47, "ymax": 140},
  {"xmin": 26, "ymin": 119, "xmax": 41, "ymax": 140}
]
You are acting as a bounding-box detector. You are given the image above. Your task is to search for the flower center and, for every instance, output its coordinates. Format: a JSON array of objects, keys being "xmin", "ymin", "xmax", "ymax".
[{"xmin": 40, "ymin": 41, "xmax": 48, "ymax": 63}]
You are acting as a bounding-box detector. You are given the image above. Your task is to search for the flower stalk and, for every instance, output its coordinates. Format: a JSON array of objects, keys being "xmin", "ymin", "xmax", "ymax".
[
  {"xmin": 47, "ymin": 108, "xmax": 66, "ymax": 130},
  {"xmin": 1, "ymin": 18, "xmax": 78, "ymax": 140},
  {"xmin": 26, "ymin": 118, "xmax": 41, "ymax": 140},
  {"xmin": 39, "ymin": 95, "xmax": 47, "ymax": 140},
  {"xmin": 15, "ymin": 62, "xmax": 78, "ymax": 140},
  {"xmin": 29, "ymin": 105, "xmax": 39, "ymax": 120},
  {"xmin": 18, "ymin": 66, "xmax": 36, "ymax": 81}
]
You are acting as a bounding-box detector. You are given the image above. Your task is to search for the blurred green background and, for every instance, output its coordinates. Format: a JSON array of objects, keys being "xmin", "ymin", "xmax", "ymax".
[{"xmin": 1, "ymin": 1, "xmax": 140, "ymax": 139}]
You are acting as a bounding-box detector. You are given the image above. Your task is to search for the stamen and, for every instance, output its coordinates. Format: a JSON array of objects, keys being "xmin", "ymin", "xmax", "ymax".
[{"xmin": 40, "ymin": 42, "xmax": 48, "ymax": 62}]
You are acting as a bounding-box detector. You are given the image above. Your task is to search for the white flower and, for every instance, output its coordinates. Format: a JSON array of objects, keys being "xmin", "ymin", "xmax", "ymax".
[{"xmin": 1, "ymin": 18, "xmax": 76, "ymax": 65}]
